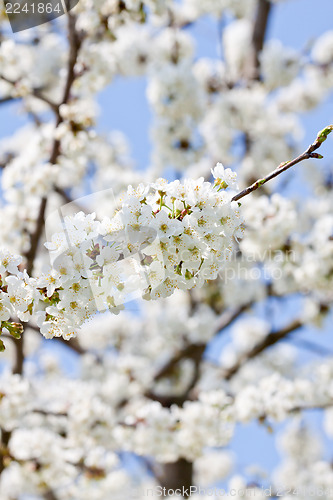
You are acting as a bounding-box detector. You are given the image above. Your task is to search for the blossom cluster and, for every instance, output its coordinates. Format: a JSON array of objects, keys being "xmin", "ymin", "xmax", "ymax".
[{"xmin": 0, "ymin": 165, "xmax": 242, "ymax": 340}]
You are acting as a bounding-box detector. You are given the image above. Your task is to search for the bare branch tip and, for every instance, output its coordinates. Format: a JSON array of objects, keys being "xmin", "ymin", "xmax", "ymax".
[{"xmin": 316, "ymin": 124, "xmax": 333, "ymax": 143}]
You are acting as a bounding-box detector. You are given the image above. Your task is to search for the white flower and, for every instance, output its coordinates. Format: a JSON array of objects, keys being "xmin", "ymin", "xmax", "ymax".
[
  {"xmin": 211, "ymin": 162, "xmax": 238, "ymax": 190},
  {"xmin": 37, "ymin": 269, "xmax": 61, "ymax": 297},
  {"xmin": 0, "ymin": 249, "xmax": 22, "ymax": 276},
  {"xmin": 5, "ymin": 275, "xmax": 33, "ymax": 318},
  {"xmin": 232, "ymin": 318, "xmax": 270, "ymax": 353},
  {"xmin": 146, "ymin": 260, "xmax": 166, "ymax": 290},
  {"xmin": 44, "ymin": 231, "xmax": 68, "ymax": 255},
  {"xmin": 151, "ymin": 210, "xmax": 183, "ymax": 241},
  {"xmin": 0, "ymin": 292, "xmax": 11, "ymax": 321},
  {"xmin": 260, "ymin": 40, "xmax": 299, "ymax": 89},
  {"xmin": 96, "ymin": 245, "xmax": 119, "ymax": 267},
  {"xmin": 194, "ymin": 450, "xmax": 234, "ymax": 486},
  {"xmin": 312, "ymin": 31, "xmax": 333, "ymax": 65}
]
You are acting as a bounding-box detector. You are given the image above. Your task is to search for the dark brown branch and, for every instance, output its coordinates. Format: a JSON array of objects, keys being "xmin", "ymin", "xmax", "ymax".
[
  {"xmin": 154, "ymin": 344, "xmax": 205, "ymax": 382},
  {"xmin": 288, "ymin": 338, "xmax": 333, "ymax": 357},
  {"xmin": 31, "ymin": 89, "xmax": 58, "ymax": 111},
  {"xmin": 223, "ymin": 319, "xmax": 303, "ymax": 380},
  {"xmin": 215, "ymin": 303, "xmax": 251, "ymax": 332},
  {"xmin": 12, "ymin": 335, "xmax": 24, "ymax": 375},
  {"xmin": 152, "ymin": 303, "xmax": 251, "ymax": 383},
  {"xmin": 14, "ymin": 12, "xmax": 83, "ymax": 375},
  {"xmin": 258, "ymin": 402, "xmax": 333, "ymax": 427},
  {"xmin": 44, "ymin": 491, "xmax": 58, "ymax": 500},
  {"xmin": 61, "ymin": 12, "xmax": 81, "ymax": 108},
  {"xmin": 26, "ymin": 323, "xmax": 86, "ymax": 355},
  {"xmin": 159, "ymin": 459, "xmax": 193, "ymax": 498},
  {"xmin": 146, "ymin": 345, "xmax": 205, "ymax": 408},
  {"xmin": 24, "ymin": 11, "xmax": 83, "ymax": 276},
  {"xmin": 247, "ymin": 0, "xmax": 272, "ymax": 79},
  {"xmin": 232, "ymin": 125, "xmax": 333, "ymax": 202},
  {"xmin": 32, "ymin": 409, "xmax": 67, "ymax": 417},
  {"xmin": 146, "ymin": 304, "xmax": 252, "ymax": 407},
  {"xmin": 54, "ymin": 187, "xmax": 87, "ymax": 213},
  {"xmin": 55, "ymin": 335, "xmax": 86, "ymax": 355},
  {"xmin": 0, "ymin": 74, "xmax": 58, "ymax": 111},
  {"xmin": 0, "ymin": 95, "xmax": 19, "ymax": 105},
  {"xmin": 144, "ymin": 392, "xmax": 192, "ymax": 408},
  {"xmin": 286, "ymin": 402, "xmax": 333, "ymax": 414},
  {"xmin": 0, "ymin": 429, "xmax": 11, "ymax": 475},
  {"xmin": 25, "ymin": 197, "xmax": 48, "ymax": 276}
]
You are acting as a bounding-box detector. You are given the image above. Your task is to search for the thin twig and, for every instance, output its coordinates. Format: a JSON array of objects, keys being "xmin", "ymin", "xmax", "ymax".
[{"xmin": 232, "ymin": 125, "xmax": 333, "ymax": 202}]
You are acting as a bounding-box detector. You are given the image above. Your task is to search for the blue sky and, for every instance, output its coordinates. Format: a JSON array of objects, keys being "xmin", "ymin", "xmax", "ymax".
[
  {"xmin": 95, "ymin": 0, "xmax": 333, "ymax": 170},
  {"xmin": 1, "ymin": 0, "xmax": 333, "ymax": 168}
]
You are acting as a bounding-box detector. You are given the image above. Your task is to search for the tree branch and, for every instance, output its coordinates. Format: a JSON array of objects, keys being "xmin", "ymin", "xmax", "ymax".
[
  {"xmin": 54, "ymin": 187, "xmax": 87, "ymax": 213},
  {"xmin": 215, "ymin": 303, "xmax": 251, "ymax": 333},
  {"xmin": 287, "ymin": 338, "xmax": 333, "ymax": 357},
  {"xmin": 146, "ymin": 303, "xmax": 252, "ymax": 407},
  {"xmin": 25, "ymin": 197, "xmax": 48, "ymax": 276},
  {"xmin": 12, "ymin": 335, "xmax": 24, "ymax": 375},
  {"xmin": 152, "ymin": 303, "xmax": 251, "ymax": 383},
  {"xmin": 12, "ymin": 13, "xmax": 83, "ymax": 375},
  {"xmin": 44, "ymin": 490, "xmax": 58, "ymax": 500},
  {"xmin": 153, "ymin": 344, "xmax": 205, "ymax": 382},
  {"xmin": 55, "ymin": 335, "xmax": 86, "ymax": 355},
  {"xmin": 159, "ymin": 459, "xmax": 193, "ymax": 498},
  {"xmin": 0, "ymin": 95, "xmax": 19, "ymax": 105},
  {"xmin": 247, "ymin": 0, "xmax": 272, "ymax": 80},
  {"xmin": 0, "ymin": 74, "xmax": 58, "ymax": 111},
  {"xmin": 24, "ymin": 11, "xmax": 83, "ymax": 276},
  {"xmin": 25, "ymin": 323, "xmax": 86, "ymax": 355},
  {"xmin": 223, "ymin": 319, "xmax": 303, "ymax": 380},
  {"xmin": 232, "ymin": 125, "xmax": 333, "ymax": 202},
  {"xmin": 0, "ymin": 429, "xmax": 11, "ymax": 475}
]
